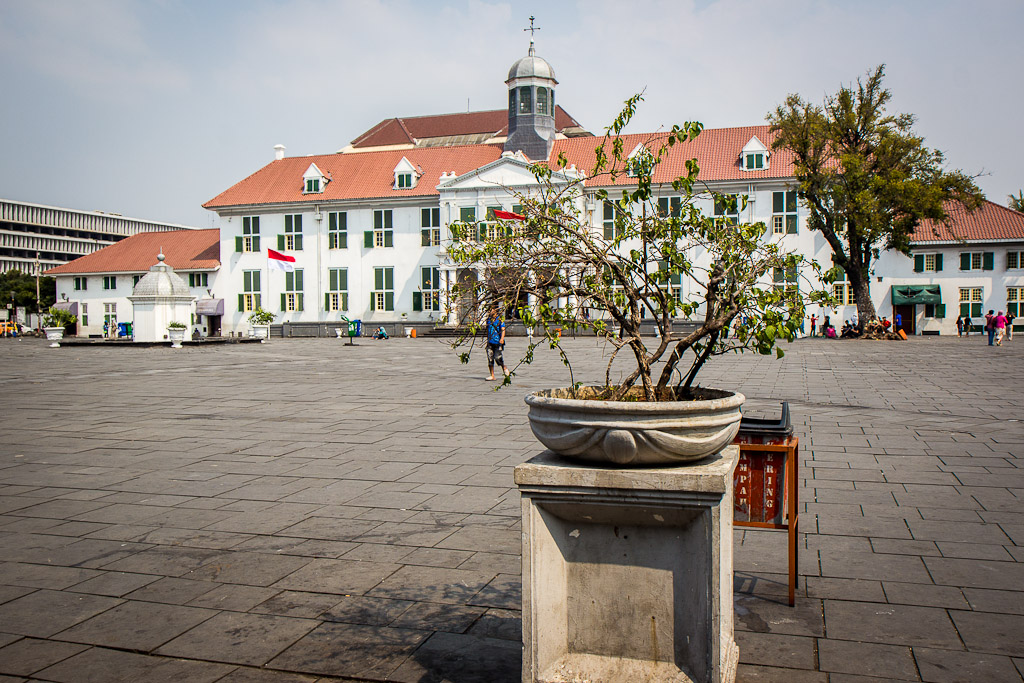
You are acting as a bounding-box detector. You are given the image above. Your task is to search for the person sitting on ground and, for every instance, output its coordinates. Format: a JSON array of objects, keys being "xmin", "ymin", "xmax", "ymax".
[
  {"xmin": 825, "ymin": 324, "xmax": 838, "ymax": 339},
  {"xmin": 372, "ymin": 326, "xmax": 389, "ymax": 340}
]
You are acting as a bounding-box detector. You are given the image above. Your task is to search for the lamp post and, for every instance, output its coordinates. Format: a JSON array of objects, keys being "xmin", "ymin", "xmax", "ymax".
[{"xmin": 35, "ymin": 252, "xmax": 42, "ymax": 331}]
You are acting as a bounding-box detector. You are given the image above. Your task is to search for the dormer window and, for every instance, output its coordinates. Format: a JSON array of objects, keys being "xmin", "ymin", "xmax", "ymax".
[
  {"xmin": 302, "ymin": 162, "xmax": 326, "ymax": 194},
  {"xmin": 741, "ymin": 136, "xmax": 769, "ymax": 172},
  {"xmin": 626, "ymin": 144, "xmax": 655, "ymax": 178},
  {"xmin": 393, "ymin": 157, "xmax": 420, "ymax": 190}
]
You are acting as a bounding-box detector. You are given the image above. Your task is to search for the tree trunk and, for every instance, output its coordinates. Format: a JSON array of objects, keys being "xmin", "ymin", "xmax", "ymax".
[{"xmin": 849, "ymin": 267, "xmax": 877, "ymax": 327}]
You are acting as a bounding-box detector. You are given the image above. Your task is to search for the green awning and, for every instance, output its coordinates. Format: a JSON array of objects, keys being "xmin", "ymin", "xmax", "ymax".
[{"xmin": 891, "ymin": 284, "xmax": 941, "ymax": 306}]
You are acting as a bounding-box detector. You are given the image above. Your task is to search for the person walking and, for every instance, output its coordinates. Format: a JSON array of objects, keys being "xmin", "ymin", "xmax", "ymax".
[
  {"xmin": 964, "ymin": 315, "xmax": 972, "ymax": 337},
  {"xmin": 994, "ymin": 310, "xmax": 1008, "ymax": 346},
  {"xmin": 485, "ymin": 306, "xmax": 509, "ymax": 381},
  {"xmin": 985, "ymin": 310, "xmax": 996, "ymax": 346},
  {"xmin": 1008, "ymin": 313, "xmax": 1015, "ymax": 341},
  {"xmin": 810, "ymin": 314, "xmax": 818, "ymax": 337},
  {"xmin": 956, "ymin": 316, "xmax": 964, "ymax": 337}
]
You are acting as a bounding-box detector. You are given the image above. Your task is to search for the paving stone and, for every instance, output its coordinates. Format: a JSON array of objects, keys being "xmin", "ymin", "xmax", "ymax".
[
  {"xmin": 367, "ymin": 565, "xmax": 495, "ymax": 605},
  {"xmin": 948, "ymin": 610, "xmax": 1024, "ymax": 656},
  {"xmin": 271, "ymin": 558, "xmax": 400, "ymax": 595},
  {"xmin": 735, "ymin": 664, "xmax": 827, "ymax": 682},
  {"xmin": 0, "ymin": 638, "xmax": 88, "ymax": 677},
  {"xmin": 735, "ymin": 631, "xmax": 816, "ymax": 670},
  {"xmin": 824, "ymin": 601, "xmax": 962, "ymax": 649},
  {"xmin": 924, "ymin": 556, "xmax": 1024, "ymax": 590},
  {"xmin": 963, "ymin": 587, "xmax": 1024, "ymax": 615},
  {"xmin": 321, "ymin": 596, "xmax": 414, "ymax": 626},
  {"xmin": 392, "ymin": 602, "xmax": 488, "ymax": 634},
  {"xmin": 187, "ymin": 551, "xmax": 312, "ymax": 586},
  {"xmin": 34, "ymin": 645, "xmax": 234, "ymax": 683},
  {"xmin": 387, "ymin": 631, "xmax": 520, "ymax": 683},
  {"xmin": 913, "ymin": 646, "xmax": 1021, "ymax": 683},
  {"xmin": 52, "ymin": 600, "xmax": 218, "ymax": 651},
  {"xmin": 817, "ymin": 639, "xmax": 917, "ymax": 680},
  {"xmin": 882, "ymin": 582, "xmax": 970, "ymax": 609},
  {"xmin": 266, "ymin": 622, "xmax": 429, "ymax": 679},
  {"xmin": 122, "ymin": 576, "xmax": 217, "ymax": 604},
  {"xmin": 185, "ymin": 584, "xmax": 280, "ymax": 611},
  {"xmin": 0, "ymin": 590, "xmax": 120, "ymax": 637},
  {"xmin": 155, "ymin": 612, "xmax": 318, "ymax": 666},
  {"xmin": 249, "ymin": 590, "xmax": 341, "ymax": 619},
  {"xmin": 66, "ymin": 571, "xmax": 160, "ymax": 597}
]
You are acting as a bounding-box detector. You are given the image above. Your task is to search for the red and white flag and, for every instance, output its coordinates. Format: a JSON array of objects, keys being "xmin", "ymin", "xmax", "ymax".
[
  {"xmin": 268, "ymin": 248, "xmax": 296, "ymax": 272},
  {"xmin": 492, "ymin": 209, "xmax": 525, "ymax": 221}
]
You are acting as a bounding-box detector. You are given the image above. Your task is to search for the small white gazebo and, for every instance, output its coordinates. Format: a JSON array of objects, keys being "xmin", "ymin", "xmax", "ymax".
[{"xmin": 128, "ymin": 253, "xmax": 194, "ymax": 342}]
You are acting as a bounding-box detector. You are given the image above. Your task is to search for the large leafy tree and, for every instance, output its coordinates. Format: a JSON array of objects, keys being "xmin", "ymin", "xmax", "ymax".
[
  {"xmin": 769, "ymin": 65, "xmax": 983, "ymax": 325},
  {"xmin": 0, "ymin": 269, "xmax": 55, "ymax": 318}
]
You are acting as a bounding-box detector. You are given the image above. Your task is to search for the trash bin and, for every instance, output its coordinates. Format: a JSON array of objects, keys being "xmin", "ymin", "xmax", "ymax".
[
  {"xmin": 354, "ymin": 319, "xmax": 362, "ymax": 337},
  {"xmin": 736, "ymin": 401, "xmax": 792, "ymax": 445},
  {"xmin": 117, "ymin": 322, "xmax": 130, "ymax": 338}
]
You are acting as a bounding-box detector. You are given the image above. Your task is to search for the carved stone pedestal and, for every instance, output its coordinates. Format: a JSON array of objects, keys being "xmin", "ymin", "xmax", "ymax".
[{"xmin": 515, "ymin": 447, "xmax": 739, "ymax": 683}]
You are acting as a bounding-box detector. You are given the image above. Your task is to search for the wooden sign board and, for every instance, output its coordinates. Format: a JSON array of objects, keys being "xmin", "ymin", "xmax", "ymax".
[{"xmin": 732, "ymin": 434, "xmax": 799, "ymax": 606}]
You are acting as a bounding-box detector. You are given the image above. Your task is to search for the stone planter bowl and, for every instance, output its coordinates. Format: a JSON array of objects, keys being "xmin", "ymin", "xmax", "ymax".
[
  {"xmin": 525, "ymin": 386, "xmax": 745, "ymax": 466},
  {"xmin": 43, "ymin": 326, "xmax": 65, "ymax": 348}
]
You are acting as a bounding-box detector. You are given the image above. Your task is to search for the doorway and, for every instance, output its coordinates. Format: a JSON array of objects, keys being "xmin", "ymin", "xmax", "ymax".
[{"xmin": 893, "ymin": 304, "xmax": 916, "ymax": 335}]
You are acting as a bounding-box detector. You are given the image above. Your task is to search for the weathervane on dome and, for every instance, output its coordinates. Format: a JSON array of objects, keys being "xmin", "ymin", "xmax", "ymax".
[{"xmin": 524, "ymin": 15, "xmax": 540, "ymax": 56}]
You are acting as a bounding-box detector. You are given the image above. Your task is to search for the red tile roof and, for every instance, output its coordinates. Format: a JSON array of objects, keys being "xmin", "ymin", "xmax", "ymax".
[
  {"xmin": 551, "ymin": 126, "xmax": 794, "ymax": 186},
  {"xmin": 912, "ymin": 200, "xmax": 1024, "ymax": 243},
  {"xmin": 349, "ymin": 106, "xmax": 585, "ymax": 147},
  {"xmin": 206, "ymin": 126, "xmax": 794, "ymax": 210},
  {"xmin": 204, "ymin": 145, "xmax": 505, "ymax": 209},
  {"xmin": 44, "ymin": 229, "xmax": 220, "ymax": 275}
]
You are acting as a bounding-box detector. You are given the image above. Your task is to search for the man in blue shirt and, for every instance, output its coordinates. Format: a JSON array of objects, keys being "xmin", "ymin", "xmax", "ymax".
[{"xmin": 485, "ymin": 306, "xmax": 509, "ymax": 381}]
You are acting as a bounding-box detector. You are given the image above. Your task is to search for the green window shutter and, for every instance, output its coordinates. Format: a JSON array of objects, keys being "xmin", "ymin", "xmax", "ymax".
[
  {"xmin": 385, "ymin": 269, "xmax": 393, "ymax": 289},
  {"xmin": 914, "ymin": 255, "xmax": 924, "ymax": 272},
  {"xmin": 254, "ymin": 271, "xmax": 261, "ymax": 290},
  {"xmin": 421, "ymin": 208, "xmax": 430, "ymax": 227},
  {"xmin": 325, "ymin": 293, "xmax": 330, "ymax": 311},
  {"xmin": 364, "ymin": 231, "xmax": 373, "ymax": 248},
  {"xmin": 375, "ymin": 268, "xmax": 383, "ymax": 290},
  {"xmin": 604, "ymin": 223, "xmax": 614, "ymax": 240},
  {"xmin": 960, "ymin": 302, "xmax": 970, "ymax": 317},
  {"xmin": 243, "ymin": 270, "xmax": 252, "ymax": 291},
  {"xmin": 385, "ymin": 292, "xmax": 394, "ymax": 311},
  {"xmin": 384, "ymin": 230, "xmax": 393, "ymax": 248},
  {"xmin": 297, "ymin": 294, "xmax": 303, "ymax": 311},
  {"xmin": 285, "ymin": 271, "xmax": 293, "ymax": 290},
  {"xmin": 294, "ymin": 234, "xmax": 303, "ymax": 250},
  {"xmin": 374, "ymin": 211, "xmax": 382, "ymax": 230},
  {"xmin": 773, "ymin": 192, "xmax": 784, "ymax": 213},
  {"xmin": 339, "ymin": 270, "xmax": 347, "ymax": 290},
  {"xmin": 278, "ymin": 234, "xmax": 285, "ymax": 250},
  {"xmin": 280, "ymin": 293, "xmax": 286, "ymax": 311},
  {"xmin": 295, "ymin": 215, "xmax": 302, "ymax": 231},
  {"xmin": 786, "ymin": 215, "xmax": 797, "ymax": 234},
  {"xmin": 370, "ymin": 293, "xmax": 375, "ymax": 311},
  {"xmin": 329, "ymin": 213, "xmax": 336, "ymax": 230},
  {"xmin": 329, "ymin": 270, "xmax": 338, "ymax": 291},
  {"xmin": 657, "ymin": 198, "xmax": 668, "ymax": 216},
  {"xmin": 384, "ymin": 211, "xmax": 392, "ymax": 229},
  {"xmin": 238, "ymin": 294, "xmax": 244, "ymax": 312},
  {"xmin": 252, "ymin": 235, "xmax": 260, "ymax": 252},
  {"xmin": 972, "ymin": 303, "xmax": 982, "ymax": 318},
  {"xmin": 255, "ymin": 293, "xmax": 261, "ymax": 308},
  {"xmin": 960, "ymin": 252, "xmax": 971, "ymax": 270},
  {"xmin": 338, "ymin": 233, "xmax": 346, "ymax": 249},
  {"xmin": 935, "ymin": 304, "xmax": 945, "ymax": 319},
  {"xmin": 478, "ymin": 224, "xmax": 487, "ymax": 242},
  {"xmin": 460, "ymin": 207, "xmax": 475, "ymax": 222},
  {"xmin": 421, "ymin": 268, "xmax": 430, "ymax": 289},
  {"xmin": 341, "ymin": 293, "xmax": 348, "ymax": 311},
  {"xmin": 983, "ymin": 252, "xmax": 994, "ymax": 270},
  {"xmin": 235, "ymin": 236, "xmax": 243, "ymax": 252},
  {"xmin": 432, "ymin": 268, "xmax": 440, "ymax": 290},
  {"xmin": 295, "ymin": 270, "xmax": 303, "ymax": 291},
  {"xmin": 935, "ymin": 253, "xmax": 943, "ymax": 272},
  {"xmin": 422, "ymin": 229, "xmax": 430, "ymax": 246},
  {"xmin": 412, "ymin": 292, "xmax": 422, "ymax": 311}
]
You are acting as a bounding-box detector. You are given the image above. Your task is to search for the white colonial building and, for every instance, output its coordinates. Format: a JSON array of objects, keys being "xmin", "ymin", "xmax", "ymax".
[{"xmin": 45, "ymin": 41, "xmax": 1024, "ymax": 338}]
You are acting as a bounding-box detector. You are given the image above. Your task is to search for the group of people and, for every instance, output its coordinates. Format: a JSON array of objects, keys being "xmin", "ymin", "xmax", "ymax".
[{"xmin": 957, "ymin": 310, "xmax": 1014, "ymax": 345}]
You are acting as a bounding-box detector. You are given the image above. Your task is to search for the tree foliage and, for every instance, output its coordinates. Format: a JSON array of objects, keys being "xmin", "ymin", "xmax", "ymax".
[
  {"xmin": 0, "ymin": 269, "xmax": 55, "ymax": 315},
  {"xmin": 447, "ymin": 95, "xmax": 828, "ymax": 402},
  {"xmin": 1009, "ymin": 191, "xmax": 1024, "ymax": 213},
  {"xmin": 769, "ymin": 64, "xmax": 983, "ymax": 324}
]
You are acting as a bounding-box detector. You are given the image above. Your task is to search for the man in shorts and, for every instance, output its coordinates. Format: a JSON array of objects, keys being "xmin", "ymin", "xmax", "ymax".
[{"xmin": 485, "ymin": 306, "xmax": 509, "ymax": 381}]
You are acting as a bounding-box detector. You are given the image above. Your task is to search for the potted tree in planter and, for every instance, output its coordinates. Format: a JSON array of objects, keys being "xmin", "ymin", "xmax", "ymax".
[
  {"xmin": 42, "ymin": 307, "xmax": 77, "ymax": 347},
  {"xmin": 449, "ymin": 96, "xmax": 830, "ymax": 465},
  {"xmin": 166, "ymin": 320, "xmax": 187, "ymax": 348},
  {"xmin": 247, "ymin": 307, "xmax": 275, "ymax": 341}
]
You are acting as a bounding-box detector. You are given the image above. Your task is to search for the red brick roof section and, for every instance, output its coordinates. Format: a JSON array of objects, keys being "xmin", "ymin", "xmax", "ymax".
[
  {"xmin": 912, "ymin": 200, "xmax": 1024, "ymax": 243},
  {"xmin": 350, "ymin": 106, "xmax": 585, "ymax": 147},
  {"xmin": 204, "ymin": 145, "xmax": 505, "ymax": 208},
  {"xmin": 44, "ymin": 229, "xmax": 220, "ymax": 275}
]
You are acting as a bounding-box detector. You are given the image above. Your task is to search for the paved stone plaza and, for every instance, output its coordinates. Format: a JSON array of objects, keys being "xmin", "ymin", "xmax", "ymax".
[{"xmin": 0, "ymin": 333, "xmax": 1022, "ymax": 682}]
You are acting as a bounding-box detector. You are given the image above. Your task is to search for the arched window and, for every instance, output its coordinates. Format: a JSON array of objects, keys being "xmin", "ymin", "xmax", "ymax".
[
  {"xmin": 518, "ymin": 86, "xmax": 532, "ymax": 114},
  {"xmin": 536, "ymin": 87, "xmax": 549, "ymax": 116}
]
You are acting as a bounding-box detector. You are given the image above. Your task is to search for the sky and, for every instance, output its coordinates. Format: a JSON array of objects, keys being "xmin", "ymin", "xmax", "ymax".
[{"xmin": 1, "ymin": 0, "xmax": 1021, "ymax": 228}]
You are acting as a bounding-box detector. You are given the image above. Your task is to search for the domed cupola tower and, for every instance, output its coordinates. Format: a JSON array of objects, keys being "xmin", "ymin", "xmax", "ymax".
[{"xmin": 504, "ymin": 17, "xmax": 557, "ymax": 160}]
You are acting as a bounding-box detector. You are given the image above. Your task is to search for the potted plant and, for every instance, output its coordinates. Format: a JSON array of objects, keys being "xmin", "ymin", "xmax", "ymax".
[
  {"xmin": 247, "ymin": 307, "xmax": 275, "ymax": 341},
  {"xmin": 448, "ymin": 96, "xmax": 830, "ymax": 465},
  {"xmin": 167, "ymin": 320, "xmax": 187, "ymax": 348},
  {"xmin": 42, "ymin": 307, "xmax": 77, "ymax": 347}
]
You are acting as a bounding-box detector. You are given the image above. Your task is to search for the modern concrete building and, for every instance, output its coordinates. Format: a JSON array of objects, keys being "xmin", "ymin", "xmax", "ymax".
[{"xmin": 0, "ymin": 198, "xmax": 197, "ymax": 275}]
